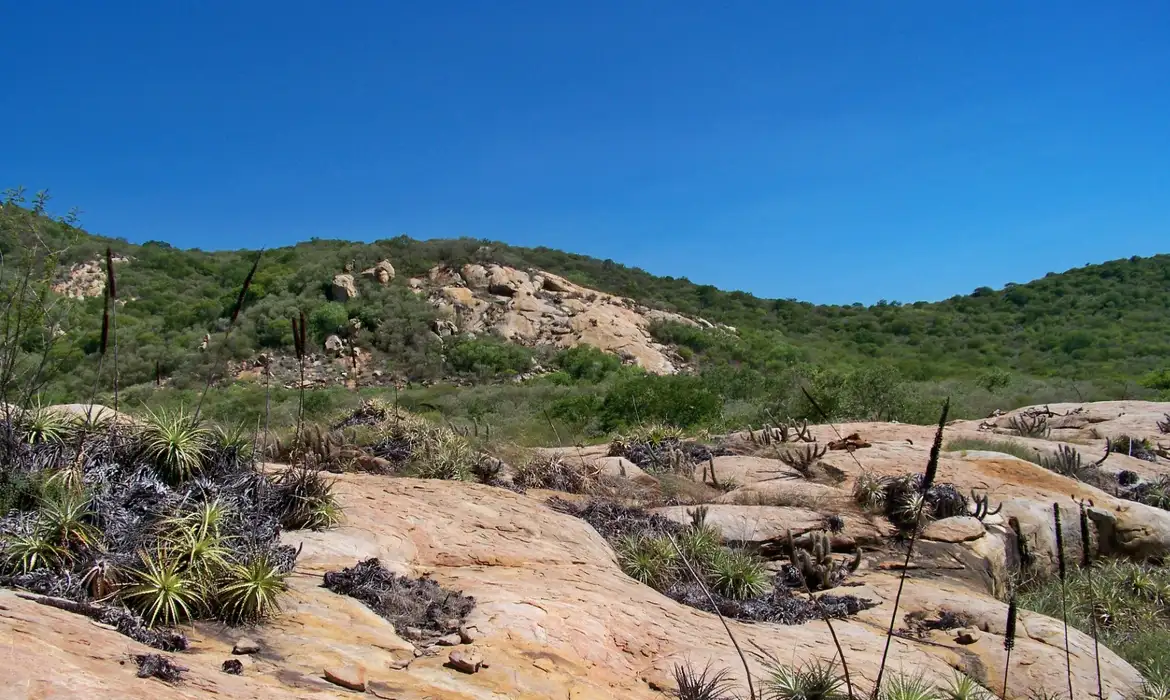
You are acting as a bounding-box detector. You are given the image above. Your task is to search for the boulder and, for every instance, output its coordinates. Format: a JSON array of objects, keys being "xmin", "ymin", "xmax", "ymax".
[
  {"xmin": 431, "ymin": 319, "xmax": 458, "ymax": 338},
  {"xmin": 922, "ymin": 516, "xmax": 987, "ymax": 543},
  {"xmin": 360, "ymin": 260, "xmax": 395, "ymax": 285},
  {"xmin": 331, "ymin": 274, "xmax": 358, "ymax": 301},
  {"xmin": 324, "ymin": 335, "xmax": 345, "ymax": 354},
  {"xmin": 486, "ymin": 265, "xmax": 530, "ymax": 297},
  {"xmin": 461, "ymin": 264, "xmax": 490, "ymax": 290}
]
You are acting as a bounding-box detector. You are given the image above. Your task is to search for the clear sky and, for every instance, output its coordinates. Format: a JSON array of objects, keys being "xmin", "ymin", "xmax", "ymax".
[{"xmin": 2, "ymin": 2, "xmax": 1167, "ymax": 305}]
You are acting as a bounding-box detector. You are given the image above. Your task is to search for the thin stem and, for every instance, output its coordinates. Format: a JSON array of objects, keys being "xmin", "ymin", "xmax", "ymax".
[
  {"xmin": 1002, "ymin": 647, "xmax": 1012, "ymax": 699},
  {"xmin": 665, "ymin": 534, "xmax": 756, "ymax": 700}
]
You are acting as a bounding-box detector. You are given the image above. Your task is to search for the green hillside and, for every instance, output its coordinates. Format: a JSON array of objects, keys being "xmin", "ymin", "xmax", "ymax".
[{"xmin": 3, "ymin": 192, "xmax": 1168, "ymax": 441}]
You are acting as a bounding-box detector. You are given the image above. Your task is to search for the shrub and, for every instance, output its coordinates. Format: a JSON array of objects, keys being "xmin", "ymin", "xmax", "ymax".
[
  {"xmin": 19, "ymin": 405, "xmax": 74, "ymax": 445},
  {"xmin": 881, "ymin": 671, "xmax": 943, "ymax": 700},
  {"xmin": 124, "ymin": 548, "xmax": 206, "ymax": 627},
  {"xmin": 552, "ymin": 344, "xmax": 621, "ymax": 383},
  {"xmin": 274, "ymin": 466, "xmax": 342, "ymax": 530},
  {"xmin": 445, "ymin": 336, "xmax": 533, "ymax": 377},
  {"xmin": 616, "ymin": 534, "xmax": 678, "ymax": 588},
  {"xmin": 598, "ymin": 374, "xmax": 722, "ymax": 432},
  {"xmin": 309, "ymin": 302, "xmax": 349, "ymax": 342}
]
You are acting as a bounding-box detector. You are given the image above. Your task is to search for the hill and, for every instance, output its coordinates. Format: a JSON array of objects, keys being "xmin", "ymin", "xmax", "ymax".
[{"xmin": 3, "ymin": 194, "xmax": 1169, "ymax": 439}]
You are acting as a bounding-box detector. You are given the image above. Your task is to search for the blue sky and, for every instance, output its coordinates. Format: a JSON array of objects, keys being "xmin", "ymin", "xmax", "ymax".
[{"xmin": 2, "ymin": 2, "xmax": 1167, "ymax": 305}]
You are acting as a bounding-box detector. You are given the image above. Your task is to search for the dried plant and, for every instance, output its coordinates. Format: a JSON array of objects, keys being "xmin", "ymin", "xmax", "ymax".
[
  {"xmin": 1078, "ymin": 498, "xmax": 1104, "ymax": 700},
  {"xmin": 1002, "ymin": 592, "xmax": 1018, "ymax": 699},
  {"xmin": 193, "ymin": 250, "xmax": 263, "ymax": 422},
  {"xmin": 872, "ymin": 399, "xmax": 949, "ymax": 698},
  {"xmin": 1052, "ymin": 503, "xmax": 1074, "ymax": 700},
  {"xmin": 104, "ymin": 246, "xmax": 120, "ymax": 415}
]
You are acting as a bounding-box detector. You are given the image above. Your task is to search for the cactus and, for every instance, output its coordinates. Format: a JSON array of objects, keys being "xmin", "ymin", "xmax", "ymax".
[
  {"xmin": 1008, "ymin": 411, "xmax": 1051, "ymax": 438},
  {"xmin": 786, "ymin": 529, "xmax": 861, "ymax": 591},
  {"xmin": 781, "ymin": 442, "xmax": 828, "ymax": 476},
  {"xmin": 968, "ymin": 489, "xmax": 1003, "ymax": 521},
  {"xmin": 688, "ymin": 505, "xmax": 709, "ymax": 529}
]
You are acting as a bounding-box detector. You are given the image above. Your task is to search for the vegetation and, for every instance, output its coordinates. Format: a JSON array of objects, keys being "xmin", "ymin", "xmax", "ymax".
[
  {"xmin": 3, "ymin": 192, "xmax": 1168, "ymax": 447},
  {"xmin": 943, "ymin": 437, "xmax": 1043, "ymax": 465},
  {"xmin": 1018, "ymin": 559, "xmax": 1170, "ymax": 688},
  {"xmin": 322, "ymin": 557, "xmax": 475, "ymax": 644}
]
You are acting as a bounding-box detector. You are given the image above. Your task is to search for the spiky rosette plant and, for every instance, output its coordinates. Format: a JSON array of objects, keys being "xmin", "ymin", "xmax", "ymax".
[{"xmin": 140, "ymin": 406, "xmax": 211, "ymax": 483}]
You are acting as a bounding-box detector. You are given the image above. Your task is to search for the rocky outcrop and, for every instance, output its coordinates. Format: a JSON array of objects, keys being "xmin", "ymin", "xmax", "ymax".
[
  {"xmin": 0, "ymin": 471, "xmax": 1146, "ymax": 699},
  {"xmin": 52, "ymin": 255, "xmax": 130, "ymax": 299},
  {"xmin": 5, "ymin": 402, "xmax": 1166, "ymax": 698},
  {"xmin": 416, "ymin": 263, "xmax": 713, "ymax": 374},
  {"xmin": 331, "ymin": 273, "xmax": 358, "ymax": 302}
]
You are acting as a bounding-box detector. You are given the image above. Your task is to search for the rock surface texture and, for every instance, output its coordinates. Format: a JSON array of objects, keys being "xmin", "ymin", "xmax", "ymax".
[
  {"xmin": 3, "ymin": 400, "xmax": 1168, "ymax": 698},
  {"xmin": 417, "ymin": 262, "xmax": 718, "ymax": 374}
]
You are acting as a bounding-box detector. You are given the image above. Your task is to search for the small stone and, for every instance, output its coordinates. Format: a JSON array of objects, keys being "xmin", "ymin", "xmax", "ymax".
[
  {"xmin": 404, "ymin": 626, "xmax": 424, "ymax": 640},
  {"xmin": 954, "ymin": 628, "xmax": 981, "ymax": 645},
  {"xmin": 221, "ymin": 659, "xmax": 244, "ymax": 675},
  {"xmin": 233, "ymin": 638, "xmax": 260, "ymax": 655},
  {"xmin": 324, "ymin": 665, "xmax": 367, "ymax": 692},
  {"xmin": 448, "ymin": 649, "xmax": 483, "ymax": 674},
  {"xmin": 458, "ymin": 626, "xmax": 479, "ymax": 644},
  {"xmin": 387, "ymin": 656, "xmax": 412, "ymax": 670},
  {"xmin": 436, "ymin": 633, "xmax": 461, "ymax": 646}
]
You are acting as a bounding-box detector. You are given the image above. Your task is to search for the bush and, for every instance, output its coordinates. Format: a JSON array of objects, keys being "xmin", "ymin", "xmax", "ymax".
[
  {"xmin": 445, "ymin": 337, "xmax": 533, "ymax": 377},
  {"xmin": 598, "ymin": 374, "xmax": 722, "ymax": 431},
  {"xmin": 309, "ymin": 302, "xmax": 350, "ymax": 342},
  {"xmin": 552, "ymin": 344, "xmax": 621, "ymax": 383}
]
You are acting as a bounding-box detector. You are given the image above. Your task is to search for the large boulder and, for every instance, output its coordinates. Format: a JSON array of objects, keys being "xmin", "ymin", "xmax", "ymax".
[
  {"xmin": 331, "ymin": 273, "xmax": 358, "ymax": 301},
  {"xmin": 360, "ymin": 260, "xmax": 395, "ymax": 285}
]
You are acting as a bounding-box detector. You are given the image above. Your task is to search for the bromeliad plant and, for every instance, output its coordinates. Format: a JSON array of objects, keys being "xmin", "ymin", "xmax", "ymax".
[{"xmin": 140, "ymin": 406, "xmax": 211, "ymax": 483}]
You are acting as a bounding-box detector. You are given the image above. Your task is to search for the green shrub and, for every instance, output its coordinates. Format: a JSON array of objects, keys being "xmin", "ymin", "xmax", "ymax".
[
  {"xmin": 598, "ymin": 374, "xmax": 722, "ymax": 431},
  {"xmin": 552, "ymin": 344, "xmax": 621, "ymax": 383},
  {"xmin": 309, "ymin": 302, "xmax": 349, "ymax": 342},
  {"xmin": 445, "ymin": 337, "xmax": 533, "ymax": 377}
]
